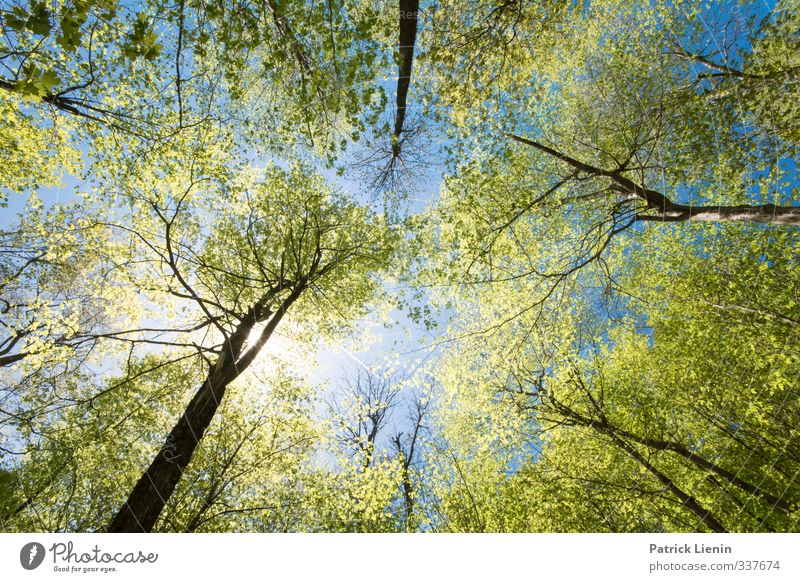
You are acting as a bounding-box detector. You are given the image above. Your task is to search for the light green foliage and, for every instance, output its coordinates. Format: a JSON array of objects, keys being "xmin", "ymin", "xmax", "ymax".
[
  {"xmin": 1, "ymin": 152, "xmax": 399, "ymax": 531},
  {"xmin": 159, "ymin": 366, "xmax": 321, "ymax": 532},
  {"xmin": 299, "ymin": 456, "xmax": 406, "ymax": 532},
  {"xmin": 417, "ymin": 219, "xmax": 799, "ymax": 532},
  {"xmin": 2, "ymin": 357, "xmax": 321, "ymax": 532},
  {"xmin": 407, "ymin": 1, "xmax": 799, "ymax": 533},
  {"xmin": 1, "ymin": 0, "xmax": 798, "ymax": 533},
  {"xmin": 0, "ymin": 95, "xmax": 81, "ymax": 206}
]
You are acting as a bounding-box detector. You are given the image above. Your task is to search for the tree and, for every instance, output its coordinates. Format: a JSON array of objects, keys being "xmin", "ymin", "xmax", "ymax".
[
  {"xmin": 417, "ymin": 211, "xmax": 799, "ymax": 532},
  {"xmin": 104, "ymin": 163, "xmax": 396, "ymax": 531},
  {"xmin": 157, "ymin": 365, "xmax": 320, "ymax": 533},
  {"xmin": 1, "ymin": 355, "xmax": 320, "ymax": 533},
  {"xmin": 1, "ymin": 0, "xmax": 398, "ymax": 535},
  {"xmin": 316, "ymin": 367, "xmax": 427, "ymax": 532},
  {"xmin": 2, "ymin": 0, "xmax": 798, "ymax": 536},
  {"xmin": 350, "ymin": 0, "xmax": 431, "ymax": 196},
  {"xmin": 411, "ymin": 0, "xmax": 799, "ymax": 346},
  {"xmin": 505, "ymin": 133, "xmax": 800, "ymax": 226},
  {"xmin": 0, "ymin": 0, "xmax": 163, "ymax": 128}
]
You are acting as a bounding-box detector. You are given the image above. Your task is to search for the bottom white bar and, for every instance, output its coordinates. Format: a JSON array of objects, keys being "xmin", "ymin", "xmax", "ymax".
[{"xmin": 1, "ymin": 533, "xmax": 797, "ymax": 581}]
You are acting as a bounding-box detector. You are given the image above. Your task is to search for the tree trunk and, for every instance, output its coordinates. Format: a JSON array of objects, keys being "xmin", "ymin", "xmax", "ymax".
[
  {"xmin": 506, "ymin": 133, "xmax": 800, "ymax": 227},
  {"xmin": 394, "ymin": 0, "xmax": 420, "ymax": 143},
  {"xmin": 550, "ymin": 402, "xmax": 794, "ymax": 514},
  {"xmin": 106, "ymin": 368, "xmax": 229, "ymax": 532},
  {"xmin": 107, "ymin": 289, "xmax": 301, "ymax": 532},
  {"xmin": 636, "ymin": 203, "xmax": 800, "ymax": 225},
  {"xmin": 610, "ymin": 434, "xmax": 727, "ymax": 533},
  {"xmin": 595, "ymin": 418, "xmax": 795, "ymax": 514}
]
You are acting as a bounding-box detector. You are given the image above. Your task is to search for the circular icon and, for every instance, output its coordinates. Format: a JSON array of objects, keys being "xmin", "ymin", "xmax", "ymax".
[{"xmin": 20, "ymin": 542, "xmax": 46, "ymax": 570}]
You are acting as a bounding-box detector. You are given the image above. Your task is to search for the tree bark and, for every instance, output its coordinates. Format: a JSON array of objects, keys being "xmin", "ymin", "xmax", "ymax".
[
  {"xmin": 394, "ymin": 0, "xmax": 420, "ymax": 143},
  {"xmin": 634, "ymin": 203, "xmax": 800, "ymax": 225},
  {"xmin": 606, "ymin": 422, "xmax": 794, "ymax": 514},
  {"xmin": 549, "ymin": 401, "xmax": 794, "ymax": 514},
  {"xmin": 106, "ymin": 368, "xmax": 229, "ymax": 532}
]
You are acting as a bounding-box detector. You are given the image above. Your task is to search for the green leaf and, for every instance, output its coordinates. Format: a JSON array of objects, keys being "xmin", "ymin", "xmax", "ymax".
[{"xmin": 28, "ymin": 1, "xmax": 52, "ymax": 35}]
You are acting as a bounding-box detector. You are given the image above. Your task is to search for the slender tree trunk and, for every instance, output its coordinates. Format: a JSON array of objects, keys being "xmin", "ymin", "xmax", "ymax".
[
  {"xmin": 610, "ymin": 434, "xmax": 727, "ymax": 533},
  {"xmin": 1, "ymin": 459, "xmax": 70, "ymax": 523},
  {"xmin": 184, "ymin": 480, "xmax": 220, "ymax": 533},
  {"xmin": 394, "ymin": 0, "xmax": 420, "ymax": 145},
  {"xmin": 551, "ymin": 402, "xmax": 794, "ymax": 514},
  {"xmin": 635, "ymin": 203, "xmax": 800, "ymax": 225},
  {"xmin": 693, "ymin": 297, "xmax": 800, "ymax": 327},
  {"xmin": 0, "ymin": 352, "xmax": 28, "ymax": 367},
  {"xmin": 599, "ymin": 420, "xmax": 794, "ymax": 514},
  {"xmin": 401, "ymin": 464, "xmax": 414, "ymax": 531},
  {"xmin": 506, "ymin": 133, "xmax": 800, "ymax": 226}
]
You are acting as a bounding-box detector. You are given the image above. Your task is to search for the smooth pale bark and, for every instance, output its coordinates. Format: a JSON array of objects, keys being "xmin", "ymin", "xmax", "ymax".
[
  {"xmin": 635, "ymin": 204, "xmax": 800, "ymax": 225},
  {"xmin": 696, "ymin": 298, "xmax": 800, "ymax": 327}
]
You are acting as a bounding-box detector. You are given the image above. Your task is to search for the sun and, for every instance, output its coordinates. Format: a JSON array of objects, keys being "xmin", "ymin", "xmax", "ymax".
[{"xmin": 245, "ymin": 323, "xmax": 312, "ymax": 374}]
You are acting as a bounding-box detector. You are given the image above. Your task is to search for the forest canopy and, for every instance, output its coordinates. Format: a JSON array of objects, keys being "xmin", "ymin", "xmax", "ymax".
[{"xmin": 0, "ymin": 0, "xmax": 798, "ymax": 533}]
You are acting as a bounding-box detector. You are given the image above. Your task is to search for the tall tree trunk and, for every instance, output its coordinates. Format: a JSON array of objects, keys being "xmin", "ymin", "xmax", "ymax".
[
  {"xmin": 549, "ymin": 402, "xmax": 794, "ymax": 514},
  {"xmin": 107, "ymin": 368, "xmax": 230, "ymax": 532},
  {"xmin": 393, "ymin": 0, "xmax": 420, "ymax": 148},
  {"xmin": 589, "ymin": 416, "xmax": 794, "ymax": 514},
  {"xmin": 635, "ymin": 203, "xmax": 800, "ymax": 225},
  {"xmin": 107, "ymin": 289, "xmax": 301, "ymax": 532}
]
